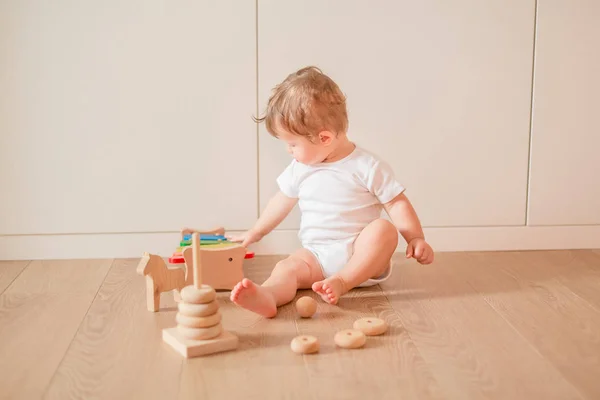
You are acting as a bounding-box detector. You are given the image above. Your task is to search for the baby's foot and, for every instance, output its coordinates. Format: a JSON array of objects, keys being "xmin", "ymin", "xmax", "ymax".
[
  {"xmin": 312, "ymin": 276, "xmax": 347, "ymax": 305},
  {"xmin": 230, "ymin": 278, "xmax": 277, "ymax": 318}
]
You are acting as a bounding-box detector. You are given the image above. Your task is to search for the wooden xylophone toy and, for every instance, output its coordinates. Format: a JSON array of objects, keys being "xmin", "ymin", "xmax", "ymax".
[{"xmin": 169, "ymin": 234, "xmax": 254, "ymax": 264}]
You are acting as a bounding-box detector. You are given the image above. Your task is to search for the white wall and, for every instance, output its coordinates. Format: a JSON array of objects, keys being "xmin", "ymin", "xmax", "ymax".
[{"xmin": 1, "ymin": 1, "xmax": 599, "ymax": 260}]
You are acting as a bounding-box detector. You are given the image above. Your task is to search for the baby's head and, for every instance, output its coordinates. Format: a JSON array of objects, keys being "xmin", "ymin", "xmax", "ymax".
[{"xmin": 256, "ymin": 66, "xmax": 348, "ymax": 164}]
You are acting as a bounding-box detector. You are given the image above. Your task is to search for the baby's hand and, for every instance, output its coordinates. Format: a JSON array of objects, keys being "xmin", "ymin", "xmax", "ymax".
[
  {"xmin": 406, "ymin": 238, "xmax": 434, "ymax": 265},
  {"xmin": 226, "ymin": 229, "xmax": 264, "ymax": 248}
]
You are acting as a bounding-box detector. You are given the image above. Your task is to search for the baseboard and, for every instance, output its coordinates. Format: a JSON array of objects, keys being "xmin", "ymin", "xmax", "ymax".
[{"xmin": 1, "ymin": 225, "xmax": 599, "ymax": 260}]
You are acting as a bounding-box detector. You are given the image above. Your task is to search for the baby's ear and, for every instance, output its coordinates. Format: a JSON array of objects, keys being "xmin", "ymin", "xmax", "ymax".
[{"xmin": 318, "ymin": 130, "xmax": 334, "ymax": 145}]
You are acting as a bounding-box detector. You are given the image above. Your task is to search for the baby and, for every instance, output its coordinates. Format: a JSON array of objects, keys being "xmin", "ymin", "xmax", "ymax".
[{"xmin": 228, "ymin": 66, "xmax": 434, "ymax": 318}]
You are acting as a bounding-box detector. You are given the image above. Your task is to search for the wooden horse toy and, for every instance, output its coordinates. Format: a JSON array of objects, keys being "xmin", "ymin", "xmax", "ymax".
[{"xmin": 136, "ymin": 252, "xmax": 186, "ymax": 312}]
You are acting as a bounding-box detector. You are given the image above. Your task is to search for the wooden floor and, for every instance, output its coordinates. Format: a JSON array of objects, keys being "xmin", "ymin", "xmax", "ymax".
[{"xmin": 1, "ymin": 250, "xmax": 600, "ymax": 399}]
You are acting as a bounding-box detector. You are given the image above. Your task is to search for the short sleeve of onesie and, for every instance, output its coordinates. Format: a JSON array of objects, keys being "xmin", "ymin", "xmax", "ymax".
[
  {"xmin": 366, "ymin": 159, "xmax": 405, "ymax": 204},
  {"xmin": 277, "ymin": 160, "xmax": 300, "ymax": 198}
]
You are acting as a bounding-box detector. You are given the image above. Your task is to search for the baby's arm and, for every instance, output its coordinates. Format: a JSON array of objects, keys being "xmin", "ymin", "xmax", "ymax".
[
  {"xmin": 383, "ymin": 193, "xmax": 434, "ymax": 264},
  {"xmin": 251, "ymin": 191, "xmax": 298, "ymax": 238},
  {"xmin": 228, "ymin": 191, "xmax": 298, "ymax": 247}
]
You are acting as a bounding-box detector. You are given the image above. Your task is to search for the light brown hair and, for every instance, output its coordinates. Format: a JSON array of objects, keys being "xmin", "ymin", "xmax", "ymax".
[{"xmin": 255, "ymin": 66, "xmax": 348, "ymax": 140}]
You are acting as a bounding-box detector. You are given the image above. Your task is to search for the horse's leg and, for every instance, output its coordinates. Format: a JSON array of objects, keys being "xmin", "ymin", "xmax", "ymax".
[{"xmin": 146, "ymin": 276, "xmax": 160, "ymax": 312}]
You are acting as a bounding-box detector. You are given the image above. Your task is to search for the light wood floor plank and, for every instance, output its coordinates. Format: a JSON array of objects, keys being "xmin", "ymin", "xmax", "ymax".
[
  {"xmin": 0, "ymin": 259, "xmax": 112, "ymax": 399},
  {"xmin": 44, "ymin": 258, "xmax": 183, "ymax": 400},
  {"xmin": 0, "ymin": 260, "xmax": 29, "ymax": 294},
  {"xmin": 466, "ymin": 251, "xmax": 600, "ymax": 399},
  {"xmin": 540, "ymin": 250, "xmax": 600, "ymax": 312},
  {"xmin": 381, "ymin": 252, "xmax": 583, "ymax": 400}
]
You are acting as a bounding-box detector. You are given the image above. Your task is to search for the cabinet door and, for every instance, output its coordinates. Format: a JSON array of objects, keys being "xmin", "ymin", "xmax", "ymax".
[
  {"xmin": 258, "ymin": 0, "xmax": 535, "ymax": 229},
  {"xmin": 527, "ymin": 0, "xmax": 600, "ymax": 225},
  {"xmin": 0, "ymin": 1, "xmax": 257, "ymax": 234}
]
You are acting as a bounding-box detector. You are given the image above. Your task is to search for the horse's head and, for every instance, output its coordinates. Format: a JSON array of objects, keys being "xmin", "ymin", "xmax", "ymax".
[{"xmin": 136, "ymin": 252, "xmax": 152, "ymax": 275}]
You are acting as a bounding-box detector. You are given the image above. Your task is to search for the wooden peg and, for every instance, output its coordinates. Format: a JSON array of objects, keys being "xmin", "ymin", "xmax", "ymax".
[{"xmin": 192, "ymin": 232, "xmax": 202, "ymax": 288}]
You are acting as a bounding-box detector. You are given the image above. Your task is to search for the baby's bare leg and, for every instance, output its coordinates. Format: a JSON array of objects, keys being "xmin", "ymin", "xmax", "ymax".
[
  {"xmin": 312, "ymin": 219, "xmax": 398, "ymax": 304},
  {"xmin": 230, "ymin": 249, "xmax": 323, "ymax": 318}
]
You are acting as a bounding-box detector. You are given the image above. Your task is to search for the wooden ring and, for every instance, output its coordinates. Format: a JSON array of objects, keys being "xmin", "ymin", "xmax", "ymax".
[
  {"xmin": 178, "ymin": 301, "xmax": 219, "ymax": 317},
  {"xmin": 353, "ymin": 317, "xmax": 388, "ymax": 336},
  {"xmin": 334, "ymin": 329, "xmax": 366, "ymax": 349},
  {"xmin": 290, "ymin": 335, "xmax": 320, "ymax": 354},
  {"xmin": 180, "ymin": 285, "xmax": 216, "ymax": 304},
  {"xmin": 176, "ymin": 310, "xmax": 221, "ymax": 328}
]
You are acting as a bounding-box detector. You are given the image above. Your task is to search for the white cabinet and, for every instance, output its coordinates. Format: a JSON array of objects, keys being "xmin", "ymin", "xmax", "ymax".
[
  {"xmin": 0, "ymin": 1, "xmax": 257, "ymax": 234},
  {"xmin": 527, "ymin": 0, "xmax": 600, "ymax": 225},
  {"xmin": 258, "ymin": 0, "xmax": 536, "ymax": 229}
]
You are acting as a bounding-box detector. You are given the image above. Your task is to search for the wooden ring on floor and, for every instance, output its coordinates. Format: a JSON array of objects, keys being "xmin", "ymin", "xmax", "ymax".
[
  {"xmin": 177, "ymin": 323, "xmax": 222, "ymax": 340},
  {"xmin": 176, "ymin": 310, "xmax": 221, "ymax": 328},
  {"xmin": 353, "ymin": 317, "xmax": 388, "ymax": 336},
  {"xmin": 334, "ymin": 329, "xmax": 366, "ymax": 349},
  {"xmin": 290, "ymin": 335, "xmax": 320, "ymax": 354},
  {"xmin": 180, "ymin": 285, "xmax": 216, "ymax": 304},
  {"xmin": 178, "ymin": 301, "xmax": 219, "ymax": 317}
]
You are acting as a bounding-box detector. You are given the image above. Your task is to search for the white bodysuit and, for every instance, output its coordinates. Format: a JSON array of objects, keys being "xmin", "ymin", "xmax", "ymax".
[{"xmin": 277, "ymin": 146, "xmax": 405, "ymax": 286}]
